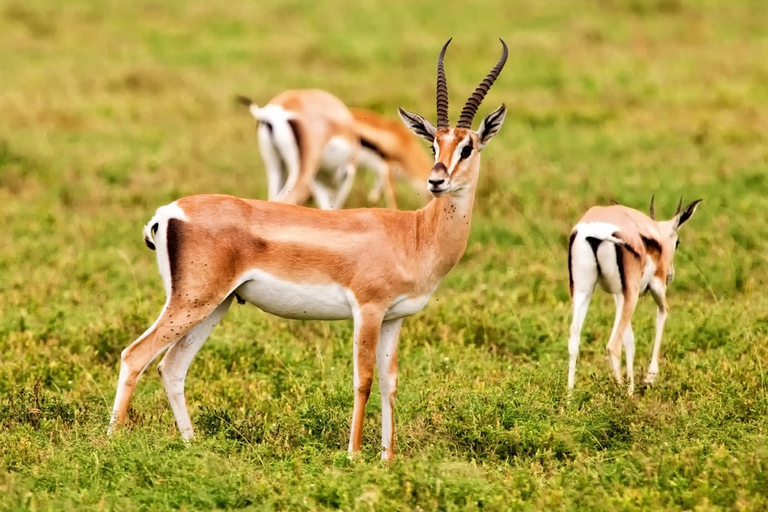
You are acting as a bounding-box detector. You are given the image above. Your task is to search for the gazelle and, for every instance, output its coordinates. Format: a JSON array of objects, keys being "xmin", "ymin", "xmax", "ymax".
[
  {"xmin": 351, "ymin": 108, "xmax": 433, "ymax": 208},
  {"xmin": 108, "ymin": 39, "xmax": 509, "ymax": 460},
  {"xmin": 237, "ymin": 89, "xmax": 359, "ymax": 210},
  {"xmin": 567, "ymin": 197, "xmax": 702, "ymax": 394}
]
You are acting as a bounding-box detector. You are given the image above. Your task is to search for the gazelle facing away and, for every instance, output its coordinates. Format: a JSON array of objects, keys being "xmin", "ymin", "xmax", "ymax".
[
  {"xmin": 351, "ymin": 108, "xmax": 433, "ymax": 208},
  {"xmin": 108, "ymin": 39, "xmax": 508, "ymax": 460},
  {"xmin": 567, "ymin": 197, "xmax": 702, "ymax": 394},
  {"xmin": 237, "ymin": 89, "xmax": 359, "ymax": 210}
]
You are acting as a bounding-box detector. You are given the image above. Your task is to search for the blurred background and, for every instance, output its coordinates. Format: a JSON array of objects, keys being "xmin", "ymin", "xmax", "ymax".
[{"xmin": 1, "ymin": 0, "xmax": 767, "ymax": 509}]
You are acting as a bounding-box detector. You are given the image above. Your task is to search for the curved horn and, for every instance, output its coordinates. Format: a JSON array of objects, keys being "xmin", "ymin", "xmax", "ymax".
[
  {"xmin": 456, "ymin": 38, "xmax": 509, "ymax": 129},
  {"xmin": 649, "ymin": 194, "xmax": 656, "ymax": 220},
  {"xmin": 675, "ymin": 196, "xmax": 683, "ymax": 215},
  {"xmin": 436, "ymin": 38, "xmax": 452, "ymax": 129}
]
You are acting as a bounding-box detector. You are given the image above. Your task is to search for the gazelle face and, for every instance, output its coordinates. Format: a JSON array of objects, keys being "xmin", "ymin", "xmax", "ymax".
[
  {"xmin": 428, "ymin": 128, "xmax": 478, "ymax": 196},
  {"xmin": 398, "ymin": 105, "xmax": 506, "ymax": 198}
]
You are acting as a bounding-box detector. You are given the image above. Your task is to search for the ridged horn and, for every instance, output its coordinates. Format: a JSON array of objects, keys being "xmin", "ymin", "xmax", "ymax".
[
  {"xmin": 456, "ymin": 38, "xmax": 508, "ymax": 129},
  {"xmin": 649, "ymin": 194, "xmax": 656, "ymax": 220},
  {"xmin": 436, "ymin": 38, "xmax": 452, "ymax": 129}
]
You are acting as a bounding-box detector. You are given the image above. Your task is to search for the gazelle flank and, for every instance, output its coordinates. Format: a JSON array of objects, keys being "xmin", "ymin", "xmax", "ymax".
[
  {"xmin": 567, "ymin": 197, "xmax": 702, "ymax": 394},
  {"xmin": 350, "ymin": 108, "xmax": 433, "ymax": 208},
  {"xmin": 237, "ymin": 89, "xmax": 359, "ymax": 210},
  {"xmin": 108, "ymin": 39, "xmax": 509, "ymax": 461}
]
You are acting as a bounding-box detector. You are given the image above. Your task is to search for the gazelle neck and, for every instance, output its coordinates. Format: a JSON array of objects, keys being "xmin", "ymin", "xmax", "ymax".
[{"xmin": 415, "ymin": 165, "xmax": 479, "ymax": 278}]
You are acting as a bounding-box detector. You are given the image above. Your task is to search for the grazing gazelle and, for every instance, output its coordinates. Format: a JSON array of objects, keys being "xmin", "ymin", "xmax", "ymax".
[
  {"xmin": 350, "ymin": 108, "xmax": 433, "ymax": 208},
  {"xmin": 108, "ymin": 39, "xmax": 508, "ymax": 460},
  {"xmin": 237, "ymin": 89, "xmax": 359, "ymax": 210},
  {"xmin": 567, "ymin": 197, "xmax": 702, "ymax": 394}
]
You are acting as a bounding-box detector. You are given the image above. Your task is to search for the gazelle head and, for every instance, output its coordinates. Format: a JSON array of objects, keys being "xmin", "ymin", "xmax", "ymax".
[
  {"xmin": 649, "ymin": 195, "xmax": 703, "ymax": 284},
  {"xmin": 398, "ymin": 39, "xmax": 508, "ymax": 197}
]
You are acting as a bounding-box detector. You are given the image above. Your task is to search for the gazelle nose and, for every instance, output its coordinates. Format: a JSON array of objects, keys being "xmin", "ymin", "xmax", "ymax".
[{"xmin": 429, "ymin": 179, "xmax": 445, "ymax": 187}]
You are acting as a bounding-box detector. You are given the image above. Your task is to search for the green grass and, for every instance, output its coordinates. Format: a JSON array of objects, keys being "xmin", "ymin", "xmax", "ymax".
[{"xmin": 2, "ymin": 0, "xmax": 768, "ymax": 509}]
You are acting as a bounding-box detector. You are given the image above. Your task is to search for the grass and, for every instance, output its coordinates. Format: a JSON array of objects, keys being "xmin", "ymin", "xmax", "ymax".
[{"xmin": 2, "ymin": 0, "xmax": 768, "ymax": 509}]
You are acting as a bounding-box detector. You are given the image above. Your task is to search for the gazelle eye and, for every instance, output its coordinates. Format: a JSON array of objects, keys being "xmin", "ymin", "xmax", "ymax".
[
  {"xmin": 431, "ymin": 146, "xmax": 436, "ymax": 155},
  {"xmin": 460, "ymin": 144, "xmax": 473, "ymax": 160}
]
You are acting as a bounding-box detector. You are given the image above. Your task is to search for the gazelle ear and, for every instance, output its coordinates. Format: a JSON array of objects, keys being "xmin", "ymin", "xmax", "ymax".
[
  {"xmin": 673, "ymin": 199, "xmax": 703, "ymax": 230},
  {"xmin": 398, "ymin": 107, "xmax": 437, "ymax": 143},
  {"xmin": 475, "ymin": 104, "xmax": 506, "ymax": 150}
]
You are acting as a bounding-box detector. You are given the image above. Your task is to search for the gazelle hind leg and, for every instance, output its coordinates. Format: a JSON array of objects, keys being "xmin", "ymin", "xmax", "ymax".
[
  {"xmin": 157, "ymin": 295, "xmax": 234, "ymax": 440},
  {"xmin": 623, "ymin": 323, "xmax": 635, "ymax": 395},
  {"xmin": 646, "ymin": 279, "xmax": 668, "ymax": 384},
  {"xmin": 257, "ymin": 124, "xmax": 286, "ymax": 201},
  {"xmin": 606, "ymin": 293, "xmax": 638, "ymax": 387},
  {"xmin": 376, "ymin": 318, "xmax": 404, "ymax": 461},
  {"xmin": 108, "ymin": 296, "xmax": 225, "ymax": 434},
  {"xmin": 567, "ymin": 287, "xmax": 595, "ymax": 391}
]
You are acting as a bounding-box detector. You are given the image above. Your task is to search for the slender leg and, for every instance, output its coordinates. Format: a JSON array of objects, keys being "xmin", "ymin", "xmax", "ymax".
[
  {"xmin": 257, "ymin": 125, "xmax": 286, "ymax": 201},
  {"xmin": 348, "ymin": 305, "xmax": 385, "ymax": 456},
  {"xmin": 366, "ymin": 160, "xmax": 387, "ymax": 204},
  {"xmin": 331, "ymin": 163, "xmax": 357, "ymax": 210},
  {"xmin": 382, "ymin": 162, "xmax": 398, "ymax": 209},
  {"xmin": 567, "ymin": 287, "xmax": 595, "ymax": 391},
  {"xmin": 606, "ymin": 292, "xmax": 638, "ymax": 386},
  {"xmin": 646, "ymin": 278, "xmax": 668, "ymax": 384},
  {"xmin": 623, "ymin": 323, "xmax": 635, "ymax": 395},
  {"xmin": 310, "ymin": 180, "xmax": 335, "ymax": 210},
  {"xmin": 376, "ymin": 318, "xmax": 403, "ymax": 461},
  {"xmin": 275, "ymin": 143, "xmax": 321, "ymax": 206},
  {"xmin": 157, "ymin": 295, "xmax": 234, "ymax": 439},
  {"xmin": 108, "ymin": 296, "xmax": 222, "ymax": 434}
]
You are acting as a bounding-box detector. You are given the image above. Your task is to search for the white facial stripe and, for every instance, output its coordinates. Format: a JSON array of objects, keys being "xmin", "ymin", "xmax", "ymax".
[
  {"xmin": 448, "ymin": 134, "xmax": 472, "ymax": 175},
  {"xmin": 433, "ymin": 141, "xmax": 439, "ymax": 160}
]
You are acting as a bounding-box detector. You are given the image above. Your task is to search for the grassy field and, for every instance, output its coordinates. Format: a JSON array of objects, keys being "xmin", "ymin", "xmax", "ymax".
[{"xmin": 2, "ymin": 0, "xmax": 768, "ymax": 509}]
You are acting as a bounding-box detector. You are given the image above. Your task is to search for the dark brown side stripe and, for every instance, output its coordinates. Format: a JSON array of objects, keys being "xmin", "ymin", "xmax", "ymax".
[
  {"xmin": 641, "ymin": 235, "xmax": 662, "ymax": 259},
  {"xmin": 568, "ymin": 231, "xmax": 577, "ymax": 296},
  {"xmin": 360, "ymin": 136, "xmax": 387, "ymax": 160},
  {"xmin": 287, "ymin": 119, "xmax": 303, "ymax": 163},
  {"xmin": 166, "ymin": 218, "xmax": 184, "ymax": 295}
]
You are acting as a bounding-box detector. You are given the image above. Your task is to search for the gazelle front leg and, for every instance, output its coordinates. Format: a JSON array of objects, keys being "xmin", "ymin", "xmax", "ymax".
[
  {"xmin": 646, "ymin": 279, "xmax": 668, "ymax": 385},
  {"xmin": 376, "ymin": 317, "xmax": 404, "ymax": 461},
  {"xmin": 348, "ymin": 304, "xmax": 385, "ymax": 456}
]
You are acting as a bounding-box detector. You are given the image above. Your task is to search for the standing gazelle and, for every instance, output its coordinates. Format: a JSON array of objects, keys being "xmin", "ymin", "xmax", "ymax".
[
  {"xmin": 237, "ymin": 89, "xmax": 359, "ymax": 210},
  {"xmin": 567, "ymin": 197, "xmax": 702, "ymax": 394},
  {"xmin": 108, "ymin": 39, "xmax": 508, "ymax": 460}
]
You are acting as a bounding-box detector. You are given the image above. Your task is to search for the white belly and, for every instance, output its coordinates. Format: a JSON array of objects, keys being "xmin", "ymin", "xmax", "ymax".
[
  {"xmin": 235, "ymin": 270, "xmax": 353, "ymax": 320},
  {"xmin": 233, "ymin": 270, "xmax": 435, "ymax": 322}
]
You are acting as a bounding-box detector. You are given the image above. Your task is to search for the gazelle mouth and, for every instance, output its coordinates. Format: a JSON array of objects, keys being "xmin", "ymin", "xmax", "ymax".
[{"xmin": 429, "ymin": 186, "xmax": 449, "ymax": 197}]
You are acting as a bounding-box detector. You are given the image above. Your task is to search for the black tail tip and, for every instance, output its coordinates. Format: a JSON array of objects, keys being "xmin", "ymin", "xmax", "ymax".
[{"xmin": 235, "ymin": 95, "xmax": 252, "ymax": 108}]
